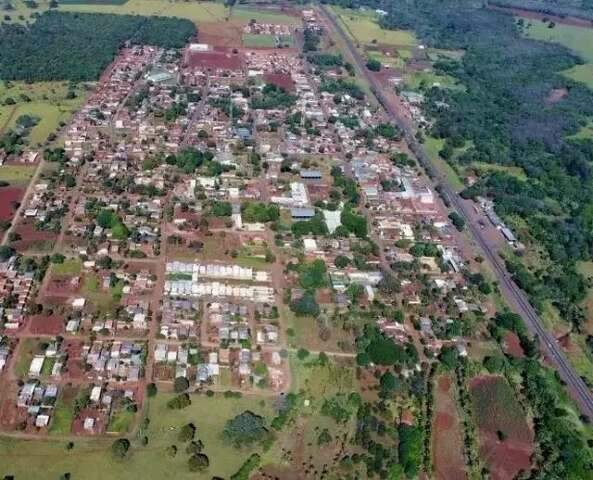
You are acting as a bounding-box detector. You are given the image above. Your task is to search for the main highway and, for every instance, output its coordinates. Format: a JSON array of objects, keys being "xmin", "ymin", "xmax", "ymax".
[{"xmin": 318, "ymin": 3, "xmax": 593, "ymax": 418}]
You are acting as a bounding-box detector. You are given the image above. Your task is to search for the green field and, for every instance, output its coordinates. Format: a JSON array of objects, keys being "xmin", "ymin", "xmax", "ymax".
[
  {"xmin": 331, "ymin": 5, "xmax": 417, "ymax": 47},
  {"xmin": 0, "ymin": 165, "xmax": 36, "ymax": 185},
  {"xmin": 0, "ymin": 81, "xmax": 87, "ymax": 146},
  {"xmin": 242, "ymin": 33, "xmax": 277, "ymax": 48},
  {"xmin": 523, "ymin": 20, "xmax": 593, "ymax": 63},
  {"xmin": 424, "ymin": 136, "xmax": 465, "ymax": 191},
  {"xmin": 563, "ymin": 63, "xmax": 593, "ymax": 89},
  {"xmin": 52, "ymin": 258, "xmax": 83, "ymax": 277},
  {"xmin": 0, "ymin": 393, "xmax": 275, "ymax": 479}
]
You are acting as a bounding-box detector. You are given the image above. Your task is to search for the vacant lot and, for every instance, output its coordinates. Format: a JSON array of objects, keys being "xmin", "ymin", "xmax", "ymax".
[
  {"xmin": 0, "ymin": 165, "xmax": 36, "ymax": 185},
  {"xmin": 331, "ymin": 6, "xmax": 416, "ymax": 47},
  {"xmin": 470, "ymin": 375, "xmax": 534, "ymax": 480},
  {"xmin": 432, "ymin": 375, "xmax": 466, "ymax": 480}
]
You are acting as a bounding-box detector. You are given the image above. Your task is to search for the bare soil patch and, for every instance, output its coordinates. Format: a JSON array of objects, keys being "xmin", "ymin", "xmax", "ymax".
[{"xmin": 432, "ymin": 375, "xmax": 466, "ymax": 480}]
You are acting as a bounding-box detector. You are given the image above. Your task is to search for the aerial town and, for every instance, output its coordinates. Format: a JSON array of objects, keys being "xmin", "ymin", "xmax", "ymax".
[{"xmin": 1, "ymin": 1, "xmax": 593, "ymax": 479}]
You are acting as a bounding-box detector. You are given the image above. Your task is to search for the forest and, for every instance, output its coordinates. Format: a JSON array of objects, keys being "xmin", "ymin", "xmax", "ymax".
[
  {"xmin": 325, "ymin": 0, "xmax": 593, "ymax": 333},
  {"xmin": 0, "ymin": 11, "xmax": 196, "ymax": 82}
]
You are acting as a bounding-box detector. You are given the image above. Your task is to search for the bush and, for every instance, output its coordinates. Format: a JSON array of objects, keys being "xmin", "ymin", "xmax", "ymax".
[
  {"xmin": 188, "ymin": 453, "xmax": 209, "ymax": 472},
  {"xmin": 178, "ymin": 423, "xmax": 196, "ymax": 442},
  {"xmin": 111, "ymin": 438, "xmax": 130, "ymax": 459},
  {"xmin": 146, "ymin": 383, "xmax": 157, "ymax": 397},
  {"xmin": 167, "ymin": 393, "xmax": 191, "ymax": 410}
]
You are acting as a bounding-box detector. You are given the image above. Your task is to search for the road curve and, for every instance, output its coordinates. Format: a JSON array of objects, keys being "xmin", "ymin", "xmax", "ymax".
[{"xmin": 318, "ymin": 3, "xmax": 593, "ymax": 418}]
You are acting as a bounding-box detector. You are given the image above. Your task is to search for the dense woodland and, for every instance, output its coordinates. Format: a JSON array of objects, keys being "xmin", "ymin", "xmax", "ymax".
[
  {"xmin": 0, "ymin": 11, "xmax": 196, "ymax": 81},
  {"xmin": 326, "ymin": 0, "xmax": 593, "ymax": 333}
]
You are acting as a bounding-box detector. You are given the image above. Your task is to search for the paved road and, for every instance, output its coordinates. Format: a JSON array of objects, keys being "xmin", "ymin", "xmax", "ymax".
[{"xmin": 319, "ymin": 3, "xmax": 593, "ymax": 418}]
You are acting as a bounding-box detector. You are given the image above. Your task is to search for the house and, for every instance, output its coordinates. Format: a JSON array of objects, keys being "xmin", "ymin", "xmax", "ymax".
[{"xmin": 291, "ymin": 207, "xmax": 315, "ymax": 220}]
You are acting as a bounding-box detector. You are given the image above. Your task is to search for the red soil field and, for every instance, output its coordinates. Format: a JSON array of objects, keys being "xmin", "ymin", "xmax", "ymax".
[
  {"xmin": 263, "ymin": 72, "xmax": 296, "ymax": 92},
  {"xmin": 432, "ymin": 375, "xmax": 467, "ymax": 480},
  {"xmin": 12, "ymin": 221, "xmax": 57, "ymax": 252},
  {"xmin": 470, "ymin": 375, "xmax": 534, "ymax": 480},
  {"xmin": 503, "ymin": 331, "xmax": 525, "ymax": 358},
  {"xmin": 0, "ymin": 187, "xmax": 24, "ymax": 221},
  {"xmin": 187, "ymin": 47, "xmax": 244, "ymax": 70},
  {"xmin": 29, "ymin": 314, "xmax": 64, "ymax": 335}
]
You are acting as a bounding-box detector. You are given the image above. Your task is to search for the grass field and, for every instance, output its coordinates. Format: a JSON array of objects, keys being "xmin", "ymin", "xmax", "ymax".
[
  {"xmin": 563, "ymin": 63, "xmax": 593, "ymax": 89},
  {"xmin": 470, "ymin": 161, "xmax": 527, "ymax": 180},
  {"xmin": 0, "ymin": 165, "xmax": 36, "ymax": 185},
  {"xmin": 424, "ymin": 136, "xmax": 465, "ymax": 191},
  {"xmin": 52, "ymin": 258, "xmax": 82, "ymax": 277},
  {"xmin": 0, "ymin": 392, "xmax": 275, "ymax": 479},
  {"xmin": 0, "ymin": 81, "xmax": 87, "ymax": 146},
  {"xmin": 523, "ymin": 20, "xmax": 593, "ymax": 63},
  {"xmin": 242, "ymin": 33, "xmax": 277, "ymax": 48},
  {"xmin": 331, "ymin": 5, "xmax": 416, "ymax": 47}
]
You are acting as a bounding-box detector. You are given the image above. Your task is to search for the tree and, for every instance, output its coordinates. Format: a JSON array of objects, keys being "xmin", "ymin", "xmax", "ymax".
[
  {"xmin": 174, "ymin": 376, "xmax": 190, "ymax": 393},
  {"xmin": 146, "ymin": 383, "xmax": 157, "ymax": 397},
  {"xmin": 290, "ymin": 292, "xmax": 320, "ymax": 317},
  {"xmin": 0, "ymin": 245, "xmax": 15, "ymax": 261},
  {"xmin": 439, "ymin": 346, "xmax": 459, "ymax": 370},
  {"xmin": 296, "ymin": 348, "xmax": 310, "ymax": 360},
  {"xmin": 167, "ymin": 393, "xmax": 191, "ymax": 410},
  {"xmin": 334, "ymin": 255, "xmax": 351, "ymax": 268},
  {"xmin": 448, "ymin": 212, "xmax": 465, "ymax": 231},
  {"xmin": 223, "ymin": 411, "xmax": 270, "ymax": 447},
  {"xmin": 111, "ymin": 438, "xmax": 130, "ymax": 459},
  {"xmin": 188, "ymin": 453, "xmax": 209, "ymax": 472},
  {"xmin": 178, "ymin": 423, "xmax": 196, "ymax": 442},
  {"xmin": 366, "ymin": 57, "xmax": 381, "ymax": 71}
]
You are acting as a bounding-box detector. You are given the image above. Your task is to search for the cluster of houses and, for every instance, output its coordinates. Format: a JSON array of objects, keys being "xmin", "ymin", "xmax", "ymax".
[{"xmin": 0, "ymin": 256, "xmax": 34, "ymax": 330}]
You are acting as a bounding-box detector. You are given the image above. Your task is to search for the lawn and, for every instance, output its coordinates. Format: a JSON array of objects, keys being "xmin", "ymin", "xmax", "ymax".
[
  {"xmin": 331, "ymin": 5, "xmax": 416, "ymax": 47},
  {"xmin": 523, "ymin": 20, "xmax": 593, "ymax": 63},
  {"xmin": 563, "ymin": 63, "xmax": 593, "ymax": 89},
  {"xmin": 0, "ymin": 392, "xmax": 276, "ymax": 479},
  {"xmin": 0, "ymin": 165, "xmax": 36, "ymax": 185}
]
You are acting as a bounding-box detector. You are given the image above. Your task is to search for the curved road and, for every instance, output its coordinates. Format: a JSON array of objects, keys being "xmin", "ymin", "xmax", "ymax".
[{"xmin": 319, "ymin": 3, "xmax": 593, "ymax": 418}]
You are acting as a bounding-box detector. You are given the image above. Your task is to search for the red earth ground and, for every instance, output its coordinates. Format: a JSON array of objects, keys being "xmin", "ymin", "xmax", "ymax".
[
  {"xmin": 0, "ymin": 187, "xmax": 24, "ymax": 221},
  {"xmin": 432, "ymin": 375, "xmax": 467, "ymax": 480},
  {"xmin": 28, "ymin": 314, "xmax": 64, "ymax": 335},
  {"xmin": 470, "ymin": 375, "xmax": 534, "ymax": 480}
]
